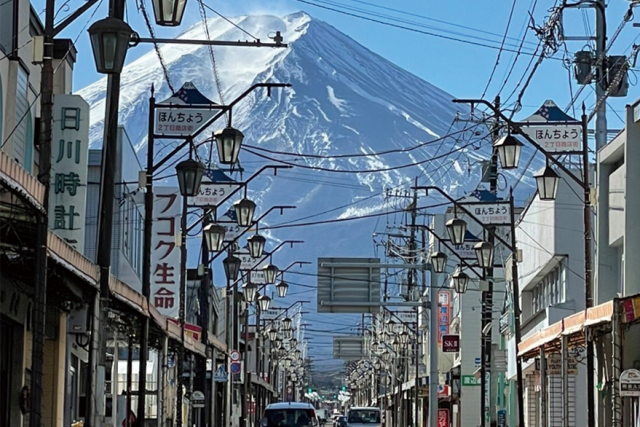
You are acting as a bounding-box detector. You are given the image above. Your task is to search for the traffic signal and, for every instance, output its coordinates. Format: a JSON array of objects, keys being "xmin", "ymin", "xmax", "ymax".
[
  {"xmin": 307, "ymin": 387, "xmax": 313, "ymax": 393},
  {"xmin": 340, "ymin": 385, "xmax": 347, "ymax": 391},
  {"xmin": 321, "ymin": 395, "xmax": 326, "ymax": 399},
  {"xmin": 333, "ymin": 394, "xmax": 338, "ymax": 399}
]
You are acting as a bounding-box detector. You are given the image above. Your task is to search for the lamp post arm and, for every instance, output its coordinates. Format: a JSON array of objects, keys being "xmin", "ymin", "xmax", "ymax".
[
  {"xmin": 282, "ymin": 261, "xmax": 312, "ymax": 274},
  {"xmin": 415, "ymin": 185, "xmax": 516, "ymax": 251},
  {"xmin": 208, "ymin": 208, "xmax": 297, "ymax": 264},
  {"xmin": 229, "ymin": 241, "xmax": 306, "ymax": 290},
  {"xmin": 186, "ymin": 166, "xmax": 292, "ymax": 233},
  {"xmin": 452, "ymin": 98, "xmax": 585, "ymax": 186},
  {"xmin": 413, "ymin": 224, "xmax": 484, "ymax": 279},
  {"xmin": 261, "ymin": 301, "xmax": 310, "ymax": 327}
]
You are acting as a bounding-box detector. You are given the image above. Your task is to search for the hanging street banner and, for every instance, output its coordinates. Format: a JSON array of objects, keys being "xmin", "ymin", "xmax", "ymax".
[
  {"xmin": 438, "ymin": 290, "xmax": 450, "ymax": 344},
  {"xmin": 155, "ymin": 82, "xmax": 219, "ymax": 136},
  {"xmin": 187, "ymin": 168, "xmax": 242, "ymax": 207},
  {"xmin": 518, "ymin": 100, "xmax": 582, "ymax": 152},
  {"xmin": 151, "ymin": 187, "xmax": 182, "ymax": 318},
  {"xmin": 49, "ymin": 95, "xmax": 90, "ymax": 253}
]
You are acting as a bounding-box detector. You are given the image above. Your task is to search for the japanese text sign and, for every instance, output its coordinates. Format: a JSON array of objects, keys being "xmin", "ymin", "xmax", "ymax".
[
  {"xmin": 437, "ymin": 409, "xmax": 449, "ymax": 427},
  {"xmin": 438, "ymin": 290, "xmax": 450, "ymax": 344},
  {"xmin": 521, "ymin": 124, "xmax": 582, "ymax": 152},
  {"xmin": 459, "ymin": 201, "xmax": 512, "ymax": 225},
  {"xmin": 620, "ymin": 369, "xmax": 640, "ymax": 397},
  {"xmin": 187, "ymin": 169, "xmax": 241, "ymax": 207},
  {"xmin": 442, "ymin": 335, "xmax": 460, "ymax": 353},
  {"xmin": 151, "ymin": 187, "xmax": 182, "ymax": 318},
  {"xmin": 154, "ymin": 108, "xmax": 218, "ymax": 136},
  {"xmin": 49, "ymin": 95, "xmax": 90, "ymax": 253}
]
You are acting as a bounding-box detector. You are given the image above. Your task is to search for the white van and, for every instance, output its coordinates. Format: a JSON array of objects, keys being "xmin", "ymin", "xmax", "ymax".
[
  {"xmin": 345, "ymin": 407, "xmax": 382, "ymax": 427},
  {"xmin": 261, "ymin": 402, "xmax": 320, "ymax": 427}
]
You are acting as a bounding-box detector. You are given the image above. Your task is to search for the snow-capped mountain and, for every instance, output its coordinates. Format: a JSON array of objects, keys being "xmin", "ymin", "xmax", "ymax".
[{"xmin": 78, "ymin": 11, "xmax": 539, "ymax": 367}]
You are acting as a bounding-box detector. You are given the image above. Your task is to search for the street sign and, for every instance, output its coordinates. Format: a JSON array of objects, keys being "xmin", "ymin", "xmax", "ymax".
[
  {"xmin": 437, "ymin": 409, "xmax": 449, "ymax": 427},
  {"xmin": 187, "ymin": 169, "xmax": 241, "ymax": 207},
  {"xmin": 462, "ymin": 375, "xmax": 481, "ymax": 386},
  {"xmin": 442, "ymin": 335, "xmax": 459, "ymax": 353},
  {"xmin": 459, "ymin": 200, "xmax": 512, "ymax": 226},
  {"xmin": 519, "ymin": 100, "xmax": 582, "ymax": 153},
  {"xmin": 475, "ymin": 357, "xmax": 481, "ymax": 368},
  {"xmin": 620, "ymin": 369, "xmax": 640, "ymax": 397},
  {"xmin": 230, "ymin": 361, "xmax": 242, "ymax": 375},
  {"xmin": 230, "ymin": 350, "xmax": 241, "ymax": 362},
  {"xmin": 237, "ymin": 250, "xmax": 259, "ymax": 271},
  {"xmin": 497, "ymin": 410, "xmax": 506, "ymax": 427},
  {"xmin": 191, "ymin": 390, "xmax": 205, "ymax": 408},
  {"xmin": 154, "ymin": 82, "xmax": 219, "ymax": 136},
  {"xmin": 317, "ymin": 258, "xmax": 381, "ymax": 314},
  {"xmin": 214, "ymin": 365, "xmax": 228, "ymax": 383}
]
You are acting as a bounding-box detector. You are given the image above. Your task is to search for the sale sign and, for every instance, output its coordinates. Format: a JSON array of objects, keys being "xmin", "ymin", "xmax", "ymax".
[{"xmin": 437, "ymin": 409, "xmax": 449, "ymax": 427}]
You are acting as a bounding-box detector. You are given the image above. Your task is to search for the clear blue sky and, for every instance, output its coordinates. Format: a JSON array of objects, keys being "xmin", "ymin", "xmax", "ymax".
[{"xmin": 48, "ymin": 0, "xmax": 640, "ymax": 128}]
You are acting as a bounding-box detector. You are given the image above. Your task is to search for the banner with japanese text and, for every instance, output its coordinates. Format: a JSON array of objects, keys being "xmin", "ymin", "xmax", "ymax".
[
  {"xmin": 49, "ymin": 95, "xmax": 90, "ymax": 253},
  {"xmin": 438, "ymin": 290, "xmax": 451, "ymax": 344},
  {"xmin": 151, "ymin": 187, "xmax": 182, "ymax": 318}
]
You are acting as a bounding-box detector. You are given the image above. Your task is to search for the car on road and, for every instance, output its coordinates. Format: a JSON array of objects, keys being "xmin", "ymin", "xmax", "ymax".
[
  {"xmin": 345, "ymin": 407, "xmax": 382, "ymax": 427},
  {"xmin": 261, "ymin": 402, "xmax": 320, "ymax": 427},
  {"xmin": 335, "ymin": 415, "xmax": 347, "ymax": 427}
]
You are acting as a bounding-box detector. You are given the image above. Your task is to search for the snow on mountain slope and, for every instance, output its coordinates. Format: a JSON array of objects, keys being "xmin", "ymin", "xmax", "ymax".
[{"xmin": 77, "ymin": 11, "xmax": 539, "ymax": 367}]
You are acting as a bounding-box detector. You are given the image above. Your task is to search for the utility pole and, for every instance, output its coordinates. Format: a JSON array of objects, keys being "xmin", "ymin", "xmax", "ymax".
[
  {"xmin": 176, "ymin": 190, "xmax": 189, "ymax": 427},
  {"xmin": 200, "ymin": 215, "xmax": 211, "ymax": 427},
  {"xmin": 595, "ymin": 0, "xmax": 607, "ymax": 151},
  {"xmin": 480, "ymin": 95, "xmax": 500, "ymax": 427},
  {"xmin": 31, "ymin": 0, "xmax": 55, "ymax": 423}
]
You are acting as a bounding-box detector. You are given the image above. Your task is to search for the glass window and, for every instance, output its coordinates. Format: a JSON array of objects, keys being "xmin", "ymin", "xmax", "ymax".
[
  {"xmin": 347, "ymin": 409, "xmax": 381, "ymax": 424},
  {"xmin": 0, "ymin": 73, "xmax": 3, "ymax": 145},
  {"xmin": 264, "ymin": 408, "xmax": 317, "ymax": 427},
  {"xmin": 0, "ymin": 0, "xmax": 15, "ymax": 53},
  {"xmin": 13, "ymin": 66, "xmax": 28, "ymax": 166},
  {"xmin": 24, "ymin": 111, "xmax": 33, "ymax": 173}
]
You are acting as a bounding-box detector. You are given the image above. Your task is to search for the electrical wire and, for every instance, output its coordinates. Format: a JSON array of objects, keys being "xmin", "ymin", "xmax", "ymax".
[
  {"xmin": 195, "ymin": 0, "xmax": 227, "ymax": 109},
  {"xmin": 202, "ymin": 3, "xmax": 258, "ymax": 40},
  {"xmin": 481, "ymin": 0, "xmax": 518, "ymax": 99},
  {"xmin": 137, "ymin": 0, "xmax": 175, "ymax": 93}
]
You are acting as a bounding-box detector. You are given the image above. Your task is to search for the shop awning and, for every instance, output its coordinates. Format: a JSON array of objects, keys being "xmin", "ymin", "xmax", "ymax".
[
  {"xmin": 0, "ymin": 149, "xmax": 45, "ymax": 213},
  {"xmin": 517, "ymin": 300, "xmax": 615, "ymax": 359}
]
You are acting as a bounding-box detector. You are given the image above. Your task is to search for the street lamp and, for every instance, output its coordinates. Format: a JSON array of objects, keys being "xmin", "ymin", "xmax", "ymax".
[
  {"xmin": 282, "ymin": 317, "xmax": 292, "ymax": 331},
  {"xmin": 268, "ymin": 328, "xmax": 278, "ymax": 341},
  {"xmin": 214, "ymin": 127, "xmax": 245, "ymax": 165},
  {"xmin": 203, "ymin": 223, "xmax": 226, "ymax": 252},
  {"xmin": 370, "ymin": 341, "xmax": 379, "ymax": 353},
  {"xmin": 535, "ymin": 165, "xmax": 560, "ymax": 201},
  {"xmin": 283, "ymin": 358, "xmax": 293, "ymax": 368},
  {"xmin": 242, "ymin": 282, "xmax": 258, "ymax": 302},
  {"xmin": 175, "ymin": 158, "xmax": 205, "ymax": 197},
  {"xmin": 374, "ymin": 360, "xmax": 381, "ymax": 370},
  {"xmin": 274, "ymin": 339, "xmax": 282, "ymax": 349},
  {"xmin": 399, "ymin": 331, "xmax": 409, "ymax": 345},
  {"xmin": 474, "ymin": 241, "xmax": 495, "ymax": 269},
  {"xmin": 283, "ymin": 329, "xmax": 293, "ymax": 340},
  {"xmin": 223, "ymin": 254, "xmax": 241, "ymax": 282},
  {"xmin": 451, "ymin": 269, "xmax": 470, "ymax": 294},
  {"xmin": 151, "ymin": 0, "xmax": 187, "ymax": 26},
  {"xmin": 291, "ymin": 372, "xmax": 298, "ymax": 382},
  {"xmin": 294, "ymin": 349, "xmax": 302, "ymax": 360},
  {"xmin": 276, "ymin": 280, "xmax": 289, "ymax": 298},
  {"xmin": 87, "ymin": 17, "xmax": 133, "ymax": 74},
  {"xmin": 247, "ymin": 234, "xmax": 266, "ymax": 259},
  {"xmin": 494, "ymin": 133, "xmax": 523, "ymax": 170},
  {"xmin": 234, "ymin": 198, "xmax": 256, "ymax": 227},
  {"xmin": 430, "ymin": 251, "xmax": 448, "ymax": 273},
  {"xmin": 392, "ymin": 338, "xmax": 400, "ymax": 354},
  {"xmin": 446, "ymin": 218, "xmax": 467, "ymax": 245},
  {"xmin": 259, "ymin": 294, "xmax": 272, "ymax": 311},
  {"xmin": 263, "ymin": 264, "xmax": 279, "ymax": 284}
]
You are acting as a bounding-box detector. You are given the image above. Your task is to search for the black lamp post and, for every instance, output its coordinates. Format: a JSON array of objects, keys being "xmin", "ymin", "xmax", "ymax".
[
  {"xmin": 268, "ymin": 328, "xmax": 278, "ymax": 341},
  {"xmin": 430, "ymin": 251, "xmax": 448, "ymax": 273},
  {"xmin": 398, "ymin": 331, "xmax": 409, "ymax": 345},
  {"xmin": 88, "ymin": 17, "xmax": 133, "ymax": 74},
  {"xmin": 452, "ymin": 269, "xmax": 470, "ymax": 294},
  {"xmin": 494, "ymin": 133, "xmax": 523, "ymax": 170},
  {"xmin": 175, "ymin": 158, "xmax": 205, "ymax": 197},
  {"xmin": 282, "ymin": 317, "xmax": 293, "ymax": 331},
  {"xmin": 276, "ymin": 281, "xmax": 289, "ymax": 298},
  {"xmin": 214, "ymin": 127, "xmax": 245, "ymax": 165},
  {"xmin": 259, "ymin": 294, "xmax": 272, "ymax": 311},
  {"xmin": 535, "ymin": 165, "xmax": 560, "ymax": 200},
  {"xmin": 204, "ymin": 223, "xmax": 226, "ymax": 252},
  {"xmin": 263, "ymin": 264, "xmax": 279, "ymax": 284},
  {"xmin": 242, "ymin": 282, "xmax": 258, "ymax": 302},
  {"xmin": 234, "ymin": 198, "xmax": 256, "ymax": 227},
  {"xmin": 151, "ymin": 0, "xmax": 187, "ymax": 26},
  {"xmin": 446, "ymin": 218, "xmax": 467, "ymax": 245},
  {"xmin": 247, "ymin": 234, "xmax": 266, "ymax": 259},
  {"xmin": 223, "ymin": 254, "xmax": 241, "ymax": 282},
  {"xmin": 474, "ymin": 241, "xmax": 495, "ymax": 269}
]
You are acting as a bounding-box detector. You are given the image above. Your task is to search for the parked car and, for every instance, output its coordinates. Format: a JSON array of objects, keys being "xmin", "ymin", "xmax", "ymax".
[
  {"xmin": 261, "ymin": 402, "xmax": 320, "ymax": 427},
  {"xmin": 331, "ymin": 413, "xmax": 344, "ymax": 427},
  {"xmin": 345, "ymin": 407, "xmax": 382, "ymax": 427},
  {"xmin": 335, "ymin": 415, "xmax": 347, "ymax": 427}
]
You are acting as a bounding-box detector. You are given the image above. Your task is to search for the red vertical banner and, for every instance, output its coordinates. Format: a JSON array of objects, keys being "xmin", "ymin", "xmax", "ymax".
[
  {"xmin": 437, "ymin": 290, "xmax": 451, "ymax": 344},
  {"xmin": 437, "ymin": 409, "xmax": 449, "ymax": 427}
]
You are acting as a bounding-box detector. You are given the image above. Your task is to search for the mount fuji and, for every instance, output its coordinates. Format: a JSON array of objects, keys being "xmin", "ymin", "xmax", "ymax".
[{"xmin": 77, "ymin": 11, "xmax": 539, "ymax": 369}]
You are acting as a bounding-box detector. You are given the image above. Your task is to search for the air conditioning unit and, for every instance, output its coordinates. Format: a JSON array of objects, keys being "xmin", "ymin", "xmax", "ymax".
[{"xmin": 68, "ymin": 305, "xmax": 89, "ymax": 335}]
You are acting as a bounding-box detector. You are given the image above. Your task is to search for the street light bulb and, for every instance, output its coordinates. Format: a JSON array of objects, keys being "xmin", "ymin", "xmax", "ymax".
[
  {"xmin": 274, "ymin": 339, "xmax": 282, "ymax": 349},
  {"xmin": 203, "ymin": 223, "xmax": 226, "ymax": 252},
  {"xmin": 276, "ymin": 281, "xmax": 289, "ymax": 298},
  {"xmin": 222, "ymin": 254, "xmax": 241, "ymax": 282},
  {"xmin": 175, "ymin": 158, "xmax": 206, "ymax": 197},
  {"xmin": 242, "ymin": 282, "xmax": 258, "ymax": 303},
  {"xmin": 247, "ymin": 234, "xmax": 266, "ymax": 259},
  {"xmin": 259, "ymin": 294, "xmax": 272, "ymax": 311},
  {"xmin": 535, "ymin": 165, "xmax": 560, "ymax": 201},
  {"xmin": 87, "ymin": 17, "xmax": 133, "ymax": 74},
  {"xmin": 284, "ymin": 358, "xmax": 292, "ymax": 368},
  {"xmin": 234, "ymin": 198, "xmax": 256, "ymax": 228},
  {"xmin": 214, "ymin": 127, "xmax": 245, "ymax": 165},
  {"xmin": 399, "ymin": 331, "xmax": 409, "ymax": 345},
  {"xmin": 151, "ymin": 0, "xmax": 187, "ymax": 26},
  {"xmin": 430, "ymin": 251, "xmax": 448, "ymax": 274},
  {"xmin": 452, "ymin": 269, "xmax": 470, "ymax": 294},
  {"xmin": 494, "ymin": 133, "xmax": 523, "ymax": 170},
  {"xmin": 474, "ymin": 241, "xmax": 494, "ymax": 269},
  {"xmin": 263, "ymin": 264, "xmax": 279, "ymax": 284},
  {"xmin": 268, "ymin": 328, "xmax": 278, "ymax": 341},
  {"xmin": 446, "ymin": 218, "xmax": 467, "ymax": 245}
]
